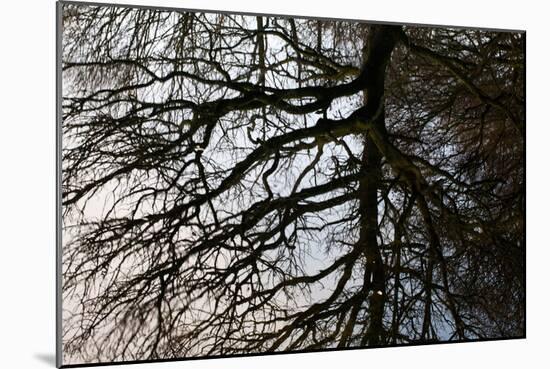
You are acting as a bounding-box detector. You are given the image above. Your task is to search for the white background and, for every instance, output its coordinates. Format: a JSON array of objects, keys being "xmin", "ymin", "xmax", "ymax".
[{"xmin": 0, "ymin": 0, "xmax": 546, "ymax": 367}]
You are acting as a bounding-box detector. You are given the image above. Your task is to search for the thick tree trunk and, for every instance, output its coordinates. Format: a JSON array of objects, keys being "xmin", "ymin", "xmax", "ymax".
[
  {"xmin": 356, "ymin": 25, "xmax": 400, "ymax": 346},
  {"xmin": 359, "ymin": 120, "xmax": 385, "ymax": 346}
]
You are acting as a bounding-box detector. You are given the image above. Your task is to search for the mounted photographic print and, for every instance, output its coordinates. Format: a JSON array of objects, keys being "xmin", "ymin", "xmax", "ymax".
[{"xmin": 56, "ymin": 1, "xmax": 526, "ymax": 367}]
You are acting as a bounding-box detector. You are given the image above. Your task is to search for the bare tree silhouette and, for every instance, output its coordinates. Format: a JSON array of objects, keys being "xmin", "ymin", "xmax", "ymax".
[{"xmin": 60, "ymin": 3, "xmax": 525, "ymax": 364}]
